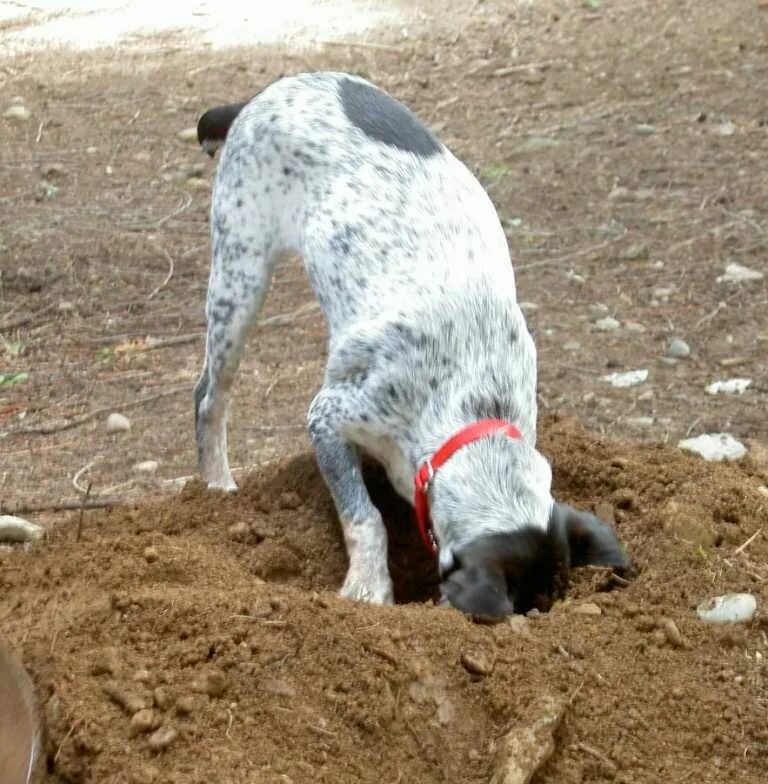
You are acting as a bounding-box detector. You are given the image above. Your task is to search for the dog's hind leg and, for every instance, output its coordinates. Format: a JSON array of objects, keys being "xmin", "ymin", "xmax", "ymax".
[
  {"xmin": 307, "ymin": 385, "xmax": 394, "ymax": 605},
  {"xmin": 195, "ymin": 205, "xmax": 279, "ymax": 491}
]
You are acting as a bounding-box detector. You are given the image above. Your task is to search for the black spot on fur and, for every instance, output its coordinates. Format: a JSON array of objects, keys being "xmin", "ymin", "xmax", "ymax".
[
  {"xmin": 429, "ymin": 377, "xmax": 438, "ymax": 390},
  {"xmin": 339, "ymin": 77, "xmax": 441, "ymax": 157}
]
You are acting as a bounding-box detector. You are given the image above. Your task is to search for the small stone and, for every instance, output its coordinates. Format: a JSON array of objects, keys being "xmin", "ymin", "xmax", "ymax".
[
  {"xmin": 133, "ymin": 669, "xmax": 152, "ymax": 684},
  {"xmin": 227, "ymin": 521, "xmax": 250, "ymax": 541},
  {"xmin": 507, "ymin": 615, "xmax": 532, "ymax": 639},
  {"xmin": 143, "ymin": 546, "xmax": 159, "ymax": 563},
  {"xmin": 716, "ymin": 120, "xmax": 736, "ymax": 136},
  {"xmin": 133, "ymin": 460, "xmax": 159, "ymax": 474},
  {"xmin": 619, "ymin": 243, "xmax": 649, "ymax": 261},
  {"xmin": 90, "ymin": 647, "xmax": 121, "ymax": 677},
  {"xmin": 667, "ymin": 338, "xmax": 691, "ymax": 359},
  {"xmin": 594, "ymin": 316, "xmax": 620, "ymax": 331},
  {"xmin": 634, "ymin": 615, "xmax": 656, "ymax": 632},
  {"xmin": 717, "ymin": 262, "xmax": 763, "ymax": 283},
  {"xmin": 562, "ymin": 340, "xmax": 581, "ymax": 352},
  {"xmin": 201, "ymin": 669, "xmax": 227, "ymax": 698},
  {"xmin": 147, "ymin": 724, "xmax": 178, "ymax": 751},
  {"xmin": 705, "ymin": 378, "xmax": 752, "ymax": 396},
  {"xmin": 0, "ymin": 515, "xmax": 44, "ymax": 543},
  {"xmin": 4, "ymin": 104, "xmax": 30, "ymax": 121},
  {"xmin": 177, "ymin": 126, "xmax": 198, "ymax": 142},
  {"xmin": 519, "ymin": 301, "xmax": 538, "ymax": 312},
  {"xmin": 678, "ymin": 433, "xmax": 747, "ymax": 461},
  {"xmin": 153, "ymin": 686, "xmax": 172, "ymax": 710},
  {"xmin": 624, "ymin": 321, "xmax": 646, "ymax": 333},
  {"xmin": 58, "ymin": 300, "xmax": 75, "ymax": 312},
  {"xmin": 571, "ymin": 602, "xmax": 602, "ymax": 616},
  {"xmin": 603, "ymin": 369, "xmax": 648, "ymax": 388},
  {"xmin": 696, "ymin": 593, "xmax": 757, "ymax": 624},
  {"xmin": 589, "ymin": 303, "xmax": 610, "ymax": 316},
  {"xmin": 186, "ymin": 176, "xmax": 209, "ymax": 190},
  {"xmin": 262, "ymin": 678, "xmax": 296, "ymax": 697},
  {"xmin": 86, "ymin": 146, "xmax": 98, "ymax": 154},
  {"xmin": 130, "ymin": 764, "xmax": 160, "ymax": 784},
  {"xmin": 634, "ymin": 123, "xmax": 656, "ymax": 136},
  {"xmin": 175, "ymin": 695, "xmax": 196, "ymax": 716},
  {"xmin": 461, "ymin": 650, "xmax": 494, "ymax": 676},
  {"xmin": 129, "ymin": 709, "xmax": 156, "ymax": 737},
  {"xmin": 660, "ymin": 618, "xmax": 684, "ymax": 648},
  {"xmin": 627, "ymin": 416, "xmax": 654, "ymax": 429},
  {"xmin": 106, "ymin": 413, "xmax": 131, "ymax": 433},
  {"xmin": 278, "ymin": 491, "xmax": 302, "ymax": 510}
]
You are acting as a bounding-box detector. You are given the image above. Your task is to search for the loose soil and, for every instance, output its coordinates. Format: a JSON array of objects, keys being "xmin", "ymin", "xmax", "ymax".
[
  {"xmin": 2, "ymin": 1, "xmax": 768, "ymax": 783},
  {"xmin": 3, "ymin": 416, "xmax": 768, "ymax": 784}
]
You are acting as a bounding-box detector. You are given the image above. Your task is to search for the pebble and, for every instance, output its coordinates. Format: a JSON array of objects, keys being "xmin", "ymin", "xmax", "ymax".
[
  {"xmin": 519, "ymin": 301, "xmax": 539, "ymax": 312},
  {"xmin": 143, "ymin": 546, "xmax": 159, "ymax": 563},
  {"xmin": 0, "ymin": 514, "xmax": 44, "ymax": 543},
  {"xmin": 603, "ymin": 369, "xmax": 648, "ymax": 388},
  {"xmin": 717, "ymin": 120, "xmax": 736, "ymax": 136},
  {"xmin": 507, "ymin": 615, "xmax": 532, "ymax": 639},
  {"xmin": 717, "ymin": 262, "xmax": 764, "ymax": 283},
  {"xmin": 627, "ymin": 416, "xmax": 654, "ymax": 429},
  {"xmin": 177, "ymin": 126, "xmax": 198, "ymax": 142},
  {"xmin": 696, "ymin": 593, "xmax": 757, "ymax": 624},
  {"xmin": 278, "ymin": 491, "xmax": 302, "ymax": 510},
  {"xmin": 130, "ymin": 765, "xmax": 160, "ymax": 784},
  {"xmin": 678, "ymin": 433, "xmax": 747, "ymax": 462},
  {"xmin": 705, "ymin": 378, "xmax": 752, "ymax": 396},
  {"xmin": 571, "ymin": 602, "xmax": 602, "ymax": 616},
  {"xmin": 186, "ymin": 176, "xmax": 209, "ymax": 190},
  {"xmin": 175, "ymin": 695, "xmax": 196, "ymax": 716},
  {"xmin": 460, "ymin": 650, "xmax": 494, "ymax": 676},
  {"xmin": 153, "ymin": 686, "xmax": 172, "ymax": 710},
  {"xmin": 133, "ymin": 460, "xmax": 159, "ymax": 474},
  {"xmin": 106, "ymin": 412, "xmax": 131, "ymax": 433},
  {"xmin": 4, "ymin": 104, "xmax": 30, "ymax": 121},
  {"xmin": 660, "ymin": 618, "xmax": 684, "ymax": 648},
  {"xmin": 129, "ymin": 709, "xmax": 156, "ymax": 737},
  {"xmin": 90, "ymin": 647, "xmax": 121, "ymax": 677},
  {"xmin": 227, "ymin": 521, "xmax": 250, "ymax": 541},
  {"xmin": 634, "ymin": 123, "xmax": 656, "ymax": 136},
  {"xmin": 589, "ymin": 303, "xmax": 609, "ymax": 316},
  {"xmin": 594, "ymin": 316, "xmax": 620, "ymax": 331},
  {"xmin": 624, "ymin": 321, "xmax": 646, "ymax": 333},
  {"xmin": 262, "ymin": 678, "xmax": 296, "ymax": 697},
  {"xmin": 562, "ymin": 340, "xmax": 581, "ymax": 352},
  {"xmin": 147, "ymin": 724, "xmax": 178, "ymax": 751},
  {"xmin": 58, "ymin": 300, "xmax": 75, "ymax": 312},
  {"xmin": 667, "ymin": 338, "xmax": 691, "ymax": 359}
]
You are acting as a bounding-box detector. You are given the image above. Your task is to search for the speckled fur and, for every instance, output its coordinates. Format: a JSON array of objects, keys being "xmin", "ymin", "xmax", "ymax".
[{"xmin": 195, "ymin": 73, "xmax": 625, "ymax": 612}]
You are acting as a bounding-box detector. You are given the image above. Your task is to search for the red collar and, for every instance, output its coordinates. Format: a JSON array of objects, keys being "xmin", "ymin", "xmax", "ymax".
[{"xmin": 413, "ymin": 419, "xmax": 523, "ymax": 555}]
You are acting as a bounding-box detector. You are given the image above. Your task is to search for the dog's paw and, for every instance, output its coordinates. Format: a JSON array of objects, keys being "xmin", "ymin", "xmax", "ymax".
[{"xmin": 340, "ymin": 569, "xmax": 394, "ymax": 606}]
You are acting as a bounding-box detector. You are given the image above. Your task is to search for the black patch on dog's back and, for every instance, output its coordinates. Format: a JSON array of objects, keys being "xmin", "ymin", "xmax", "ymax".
[{"xmin": 339, "ymin": 77, "xmax": 440, "ymax": 156}]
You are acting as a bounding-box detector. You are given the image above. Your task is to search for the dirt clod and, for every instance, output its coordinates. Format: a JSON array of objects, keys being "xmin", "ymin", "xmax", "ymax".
[
  {"xmin": 461, "ymin": 650, "xmax": 495, "ymax": 677},
  {"xmin": 147, "ymin": 725, "xmax": 178, "ymax": 751},
  {"xmin": 129, "ymin": 709, "xmax": 157, "ymax": 738}
]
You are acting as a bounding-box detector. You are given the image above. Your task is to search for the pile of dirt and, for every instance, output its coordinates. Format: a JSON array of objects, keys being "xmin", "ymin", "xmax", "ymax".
[{"xmin": 2, "ymin": 416, "xmax": 767, "ymax": 784}]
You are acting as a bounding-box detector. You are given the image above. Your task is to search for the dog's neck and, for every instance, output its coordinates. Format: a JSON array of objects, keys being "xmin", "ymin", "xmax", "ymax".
[{"xmin": 418, "ymin": 433, "xmax": 554, "ymax": 560}]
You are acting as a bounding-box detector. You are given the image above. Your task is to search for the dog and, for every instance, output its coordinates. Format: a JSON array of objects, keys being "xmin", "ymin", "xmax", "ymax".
[{"xmin": 194, "ymin": 72, "xmax": 630, "ymax": 620}]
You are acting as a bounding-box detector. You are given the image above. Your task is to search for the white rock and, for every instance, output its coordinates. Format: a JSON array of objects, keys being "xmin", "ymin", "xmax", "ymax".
[
  {"xmin": 705, "ymin": 378, "xmax": 752, "ymax": 396},
  {"xmin": 627, "ymin": 416, "xmax": 654, "ymax": 428},
  {"xmin": 177, "ymin": 126, "xmax": 198, "ymax": 142},
  {"xmin": 717, "ymin": 263, "xmax": 764, "ymax": 283},
  {"xmin": 106, "ymin": 413, "xmax": 131, "ymax": 433},
  {"xmin": 603, "ymin": 369, "xmax": 648, "ymax": 388},
  {"xmin": 594, "ymin": 316, "xmax": 620, "ymax": 331},
  {"xmin": 562, "ymin": 341, "xmax": 581, "ymax": 352},
  {"xmin": 667, "ymin": 338, "xmax": 691, "ymax": 359},
  {"xmin": 624, "ymin": 321, "xmax": 646, "ymax": 333},
  {"xmin": 133, "ymin": 460, "xmax": 159, "ymax": 474},
  {"xmin": 716, "ymin": 121, "xmax": 736, "ymax": 136},
  {"xmin": 588, "ymin": 303, "xmax": 609, "ymax": 316},
  {"xmin": 696, "ymin": 593, "xmax": 756, "ymax": 624},
  {"xmin": 0, "ymin": 515, "xmax": 44, "ymax": 543},
  {"xmin": 519, "ymin": 301, "xmax": 539, "ymax": 312},
  {"xmin": 4, "ymin": 104, "xmax": 30, "ymax": 121},
  {"xmin": 678, "ymin": 433, "xmax": 746, "ymax": 461}
]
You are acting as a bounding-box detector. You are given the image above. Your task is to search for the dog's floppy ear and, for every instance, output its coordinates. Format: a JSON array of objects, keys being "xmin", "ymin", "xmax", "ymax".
[
  {"xmin": 551, "ymin": 502, "xmax": 631, "ymax": 573},
  {"xmin": 440, "ymin": 562, "xmax": 514, "ymax": 622}
]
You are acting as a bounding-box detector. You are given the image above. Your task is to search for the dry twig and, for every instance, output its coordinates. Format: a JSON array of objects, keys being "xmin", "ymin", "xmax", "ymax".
[
  {"xmin": 75, "ymin": 482, "xmax": 92, "ymax": 542},
  {"xmin": 146, "ymin": 243, "xmax": 175, "ymax": 300}
]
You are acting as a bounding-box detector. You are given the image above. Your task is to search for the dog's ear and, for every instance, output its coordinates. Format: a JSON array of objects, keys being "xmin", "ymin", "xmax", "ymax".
[
  {"xmin": 550, "ymin": 502, "xmax": 631, "ymax": 573},
  {"xmin": 440, "ymin": 562, "xmax": 514, "ymax": 623}
]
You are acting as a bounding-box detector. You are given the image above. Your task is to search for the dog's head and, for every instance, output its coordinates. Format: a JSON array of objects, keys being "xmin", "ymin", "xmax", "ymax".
[
  {"xmin": 196, "ymin": 102, "xmax": 248, "ymax": 157},
  {"xmin": 439, "ymin": 502, "xmax": 631, "ymax": 622}
]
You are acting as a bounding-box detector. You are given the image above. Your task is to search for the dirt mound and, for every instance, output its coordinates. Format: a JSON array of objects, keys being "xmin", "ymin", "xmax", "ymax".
[{"xmin": 2, "ymin": 416, "xmax": 768, "ymax": 784}]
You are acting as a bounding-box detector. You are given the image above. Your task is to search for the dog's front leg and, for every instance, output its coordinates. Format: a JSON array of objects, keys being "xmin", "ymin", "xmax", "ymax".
[{"xmin": 308, "ymin": 388, "xmax": 394, "ymax": 605}]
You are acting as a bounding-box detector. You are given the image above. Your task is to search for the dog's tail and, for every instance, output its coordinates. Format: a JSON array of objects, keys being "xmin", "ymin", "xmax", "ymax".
[{"xmin": 197, "ymin": 102, "xmax": 248, "ymax": 157}]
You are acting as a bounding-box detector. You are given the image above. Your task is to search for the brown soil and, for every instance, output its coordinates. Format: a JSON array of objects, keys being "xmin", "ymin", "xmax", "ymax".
[
  {"xmin": 2, "ymin": 416, "xmax": 768, "ymax": 784},
  {"xmin": 2, "ymin": 0, "xmax": 768, "ymax": 782}
]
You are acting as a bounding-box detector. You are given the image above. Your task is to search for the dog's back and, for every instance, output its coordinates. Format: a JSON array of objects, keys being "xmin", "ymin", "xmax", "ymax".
[{"xmin": 209, "ymin": 72, "xmax": 517, "ymax": 333}]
